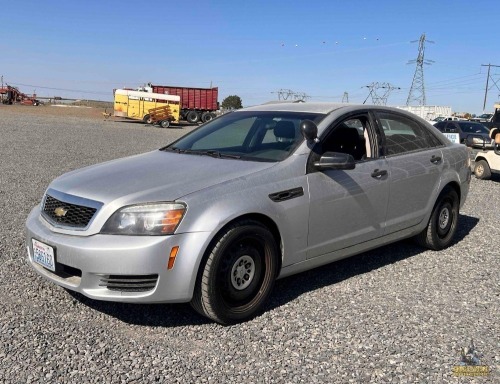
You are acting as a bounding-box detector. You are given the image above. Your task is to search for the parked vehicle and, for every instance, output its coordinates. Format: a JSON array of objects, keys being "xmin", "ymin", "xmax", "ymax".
[
  {"xmin": 0, "ymin": 85, "xmax": 40, "ymax": 105},
  {"xmin": 467, "ymin": 127, "xmax": 500, "ymax": 179},
  {"xmin": 431, "ymin": 116, "xmax": 462, "ymax": 125},
  {"xmin": 25, "ymin": 103, "xmax": 471, "ymax": 324},
  {"xmin": 151, "ymin": 84, "xmax": 218, "ymax": 124},
  {"xmin": 113, "ymin": 89, "xmax": 180, "ymax": 126},
  {"xmin": 470, "ymin": 113, "xmax": 493, "ymax": 123},
  {"xmin": 433, "ymin": 120, "xmax": 493, "ymax": 145}
]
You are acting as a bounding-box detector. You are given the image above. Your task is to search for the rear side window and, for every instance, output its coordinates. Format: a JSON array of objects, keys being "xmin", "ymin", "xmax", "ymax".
[{"xmin": 377, "ymin": 112, "xmax": 442, "ymax": 156}]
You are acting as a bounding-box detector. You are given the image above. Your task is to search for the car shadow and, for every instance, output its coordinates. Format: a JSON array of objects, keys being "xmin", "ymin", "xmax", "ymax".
[
  {"xmin": 267, "ymin": 213, "xmax": 479, "ymax": 312},
  {"xmin": 67, "ymin": 214, "xmax": 479, "ymax": 327}
]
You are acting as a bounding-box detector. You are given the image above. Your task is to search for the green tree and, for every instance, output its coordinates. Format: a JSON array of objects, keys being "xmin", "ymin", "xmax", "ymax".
[{"xmin": 221, "ymin": 95, "xmax": 243, "ymax": 110}]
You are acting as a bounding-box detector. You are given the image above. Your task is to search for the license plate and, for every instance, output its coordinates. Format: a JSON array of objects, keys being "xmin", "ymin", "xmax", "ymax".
[{"xmin": 32, "ymin": 239, "xmax": 56, "ymax": 272}]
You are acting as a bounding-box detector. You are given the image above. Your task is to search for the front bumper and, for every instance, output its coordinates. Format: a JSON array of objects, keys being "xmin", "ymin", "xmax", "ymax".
[{"xmin": 25, "ymin": 206, "xmax": 212, "ymax": 303}]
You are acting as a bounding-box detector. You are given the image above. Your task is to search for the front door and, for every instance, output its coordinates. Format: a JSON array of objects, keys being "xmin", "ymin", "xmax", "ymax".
[{"xmin": 306, "ymin": 113, "xmax": 389, "ymax": 259}]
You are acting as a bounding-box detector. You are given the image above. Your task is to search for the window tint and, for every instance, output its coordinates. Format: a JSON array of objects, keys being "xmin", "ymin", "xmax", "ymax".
[
  {"xmin": 192, "ymin": 117, "xmax": 256, "ymax": 149},
  {"xmin": 321, "ymin": 116, "xmax": 371, "ymax": 161},
  {"xmin": 456, "ymin": 122, "xmax": 490, "ymax": 134},
  {"xmin": 378, "ymin": 112, "xmax": 441, "ymax": 155},
  {"xmin": 434, "ymin": 122, "xmax": 445, "ymax": 129}
]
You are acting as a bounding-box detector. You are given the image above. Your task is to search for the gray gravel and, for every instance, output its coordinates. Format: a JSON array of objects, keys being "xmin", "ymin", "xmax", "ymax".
[{"xmin": 0, "ymin": 106, "xmax": 498, "ymax": 383}]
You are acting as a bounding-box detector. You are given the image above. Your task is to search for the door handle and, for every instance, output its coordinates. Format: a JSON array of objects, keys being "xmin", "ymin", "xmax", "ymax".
[
  {"xmin": 430, "ymin": 155, "xmax": 442, "ymax": 164},
  {"xmin": 371, "ymin": 169, "xmax": 387, "ymax": 178}
]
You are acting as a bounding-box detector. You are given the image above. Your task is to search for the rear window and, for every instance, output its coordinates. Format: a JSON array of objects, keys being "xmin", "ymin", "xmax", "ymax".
[{"xmin": 457, "ymin": 122, "xmax": 489, "ymax": 134}]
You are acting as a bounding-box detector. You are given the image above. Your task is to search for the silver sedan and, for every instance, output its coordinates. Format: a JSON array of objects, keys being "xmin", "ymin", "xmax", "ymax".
[{"xmin": 25, "ymin": 103, "xmax": 471, "ymax": 324}]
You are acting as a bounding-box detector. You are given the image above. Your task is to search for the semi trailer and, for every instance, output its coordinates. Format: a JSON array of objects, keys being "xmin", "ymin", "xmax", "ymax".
[{"xmin": 150, "ymin": 84, "xmax": 219, "ymax": 123}]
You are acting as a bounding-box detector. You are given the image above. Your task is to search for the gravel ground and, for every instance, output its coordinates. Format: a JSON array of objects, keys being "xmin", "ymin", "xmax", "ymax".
[{"xmin": 0, "ymin": 105, "xmax": 498, "ymax": 383}]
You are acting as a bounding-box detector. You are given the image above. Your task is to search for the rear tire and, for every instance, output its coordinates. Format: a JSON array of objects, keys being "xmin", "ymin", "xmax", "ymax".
[
  {"xmin": 474, "ymin": 160, "xmax": 491, "ymax": 180},
  {"xmin": 191, "ymin": 220, "xmax": 278, "ymax": 324},
  {"xmin": 414, "ymin": 187, "xmax": 459, "ymax": 250},
  {"xmin": 160, "ymin": 120, "xmax": 170, "ymax": 128},
  {"xmin": 143, "ymin": 114, "xmax": 153, "ymax": 124},
  {"xmin": 186, "ymin": 111, "xmax": 199, "ymax": 124},
  {"xmin": 201, "ymin": 112, "xmax": 213, "ymax": 123}
]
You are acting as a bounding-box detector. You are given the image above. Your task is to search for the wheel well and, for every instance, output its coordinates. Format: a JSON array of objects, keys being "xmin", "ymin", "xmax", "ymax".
[
  {"xmin": 442, "ymin": 181, "xmax": 461, "ymax": 204},
  {"xmin": 474, "ymin": 156, "xmax": 488, "ymax": 164},
  {"xmin": 204, "ymin": 213, "xmax": 283, "ymax": 275}
]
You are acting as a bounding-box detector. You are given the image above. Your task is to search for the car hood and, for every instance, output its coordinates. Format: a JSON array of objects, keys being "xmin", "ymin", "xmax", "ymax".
[{"xmin": 48, "ymin": 150, "xmax": 276, "ymax": 205}]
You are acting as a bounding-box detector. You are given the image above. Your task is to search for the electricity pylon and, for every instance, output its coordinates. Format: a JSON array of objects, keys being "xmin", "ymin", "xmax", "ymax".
[
  {"xmin": 342, "ymin": 92, "xmax": 349, "ymax": 103},
  {"xmin": 363, "ymin": 82, "xmax": 400, "ymax": 105},
  {"xmin": 406, "ymin": 33, "xmax": 434, "ymax": 106}
]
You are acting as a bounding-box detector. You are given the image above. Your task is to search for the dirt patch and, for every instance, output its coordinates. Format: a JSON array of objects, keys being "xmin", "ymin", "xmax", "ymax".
[{"xmin": 0, "ymin": 103, "xmax": 114, "ymax": 120}]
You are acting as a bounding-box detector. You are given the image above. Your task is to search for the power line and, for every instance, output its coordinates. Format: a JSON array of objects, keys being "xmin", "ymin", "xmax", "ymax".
[{"xmin": 8, "ymin": 82, "xmax": 111, "ymax": 96}]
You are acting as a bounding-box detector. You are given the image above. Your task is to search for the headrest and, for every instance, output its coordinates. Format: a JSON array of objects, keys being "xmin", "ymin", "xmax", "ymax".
[
  {"xmin": 334, "ymin": 127, "xmax": 360, "ymax": 140},
  {"xmin": 274, "ymin": 121, "xmax": 295, "ymax": 139}
]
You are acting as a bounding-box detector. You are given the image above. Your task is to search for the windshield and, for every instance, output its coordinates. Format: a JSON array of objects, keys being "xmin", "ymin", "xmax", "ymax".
[
  {"xmin": 457, "ymin": 122, "xmax": 490, "ymax": 134},
  {"xmin": 163, "ymin": 111, "xmax": 325, "ymax": 162}
]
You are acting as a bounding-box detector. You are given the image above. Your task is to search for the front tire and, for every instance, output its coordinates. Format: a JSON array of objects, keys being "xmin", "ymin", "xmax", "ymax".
[
  {"xmin": 414, "ymin": 187, "xmax": 459, "ymax": 250},
  {"xmin": 160, "ymin": 120, "xmax": 170, "ymax": 128},
  {"xmin": 474, "ymin": 160, "xmax": 491, "ymax": 180},
  {"xmin": 191, "ymin": 220, "xmax": 278, "ymax": 324}
]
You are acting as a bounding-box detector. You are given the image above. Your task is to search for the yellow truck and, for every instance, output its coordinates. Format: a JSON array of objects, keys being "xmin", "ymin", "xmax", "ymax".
[{"xmin": 113, "ymin": 89, "xmax": 181, "ymax": 127}]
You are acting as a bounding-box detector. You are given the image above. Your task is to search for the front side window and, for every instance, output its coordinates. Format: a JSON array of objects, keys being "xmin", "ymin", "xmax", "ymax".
[
  {"xmin": 164, "ymin": 111, "xmax": 325, "ymax": 162},
  {"xmin": 377, "ymin": 112, "xmax": 442, "ymax": 156},
  {"xmin": 320, "ymin": 115, "xmax": 375, "ymax": 161}
]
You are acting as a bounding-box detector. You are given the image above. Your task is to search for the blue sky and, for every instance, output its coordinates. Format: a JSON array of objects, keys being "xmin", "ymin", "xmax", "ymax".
[{"xmin": 2, "ymin": 0, "xmax": 499, "ymax": 113}]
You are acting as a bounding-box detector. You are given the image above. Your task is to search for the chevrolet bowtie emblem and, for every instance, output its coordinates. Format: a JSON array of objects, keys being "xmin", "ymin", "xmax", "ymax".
[{"xmin": 54, "ymin": 207, "xmax": 68, "ymax": 217}]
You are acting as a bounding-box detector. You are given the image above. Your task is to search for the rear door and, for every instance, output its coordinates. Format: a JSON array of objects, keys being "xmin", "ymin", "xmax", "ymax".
[{"xmin": 375, "ymin": 111, "xmax": 444, "ymax": 234}]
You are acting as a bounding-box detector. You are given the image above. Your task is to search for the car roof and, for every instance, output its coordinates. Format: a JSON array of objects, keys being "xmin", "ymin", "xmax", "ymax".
[{"xmin": 239, "ymin": 102, "xmax": 348, "ymax": 114}]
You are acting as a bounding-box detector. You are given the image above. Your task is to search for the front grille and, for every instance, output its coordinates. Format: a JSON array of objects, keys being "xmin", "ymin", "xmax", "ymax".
[
  {"xmin": 99, "ymin": 275, "xmax": 158, "ymax": 292},
  {"xmin": 42, "ymin": 194, "xmax": 97, "ymax": 228}
]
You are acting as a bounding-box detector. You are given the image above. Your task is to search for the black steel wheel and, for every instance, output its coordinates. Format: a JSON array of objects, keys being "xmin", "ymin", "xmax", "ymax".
[
  {"xmin": 191, "ymin": 220, "xmax": 278, "ymax": 324},
  {"xmin": 414, "ymin": 187, "xmax": 459, "ymax": 250},
  {"xmin": 186, "ymin": 110, "xmax": 199, "ymax": 124},
  {"xmin": 201, "ymin": 112, "xmax": 213, "ymax": 123},
  {"xmin": 474, "ymin": 160, "xmax": 491, "ymax": 180}
]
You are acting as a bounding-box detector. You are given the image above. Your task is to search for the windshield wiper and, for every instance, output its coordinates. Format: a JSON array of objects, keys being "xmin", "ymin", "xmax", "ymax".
[
  {"xmin": 163, "ymin": 147, "xmax": 240, "ymax": 159},
  {"xmin": 203, "ymin": 150, "xmax": 241, "ymax": 159}
]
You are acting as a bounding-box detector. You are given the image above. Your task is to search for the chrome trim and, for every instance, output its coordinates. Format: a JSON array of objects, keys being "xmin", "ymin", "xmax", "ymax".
[{"xmin": 41, "ymin": 188, "xmax": 104, "ymax": 231}]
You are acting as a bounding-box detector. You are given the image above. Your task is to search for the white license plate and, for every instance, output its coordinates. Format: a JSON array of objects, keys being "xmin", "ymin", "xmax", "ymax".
[{"xmin": 32, "ymin": 239, "xmax": 56, "ymax": 272}]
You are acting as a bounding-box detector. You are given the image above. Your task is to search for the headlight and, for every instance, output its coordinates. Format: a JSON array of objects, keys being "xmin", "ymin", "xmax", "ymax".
[{"xmin": 101, "ymin": 203, "xmax": 186, "ymax": 235}]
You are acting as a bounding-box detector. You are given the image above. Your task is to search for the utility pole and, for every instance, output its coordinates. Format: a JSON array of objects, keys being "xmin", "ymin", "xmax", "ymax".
[{"xmin": 481, "ymin": 64, "xmax": 500, "ymax": 112}]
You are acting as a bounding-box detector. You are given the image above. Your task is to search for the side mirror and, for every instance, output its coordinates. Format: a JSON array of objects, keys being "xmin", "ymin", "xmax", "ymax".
[
  {"xmin": 300, "ymin": 120, "xmax": 318, "ymax": 142},
  {"xmin": 314, "ymin": 152, "xmax": 355, "ymax": 170}
]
